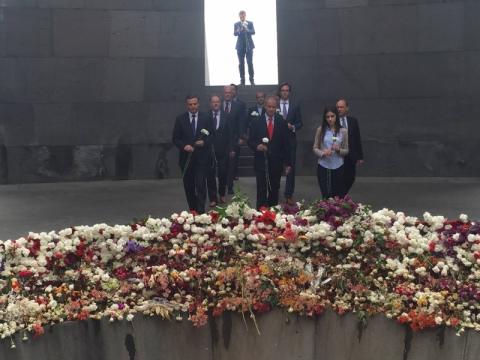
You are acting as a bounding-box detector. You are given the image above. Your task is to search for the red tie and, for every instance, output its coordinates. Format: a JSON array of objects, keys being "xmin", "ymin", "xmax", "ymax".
[{"xmin": 267, "ymin": 116, "xmax": 274, "ymax": 139}]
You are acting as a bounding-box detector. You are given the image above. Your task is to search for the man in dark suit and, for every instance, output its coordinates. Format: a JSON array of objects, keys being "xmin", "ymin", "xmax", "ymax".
[
  {"xmin": 222, "ymin": 85, "xmax": 244, "ymax": 194},
  {"xmin": 248, "ymin": 96, "xmax": 291, "ymax": 209},
  {"xmin": 172, "ymin": 95, "xmax": 213, "ymax": 214},
  {"xmin": 246, "ymin": 91, "xmax": 266, "ymax": 136},
  {"xmin": 234, "ymin": 10, "xmax": 255, "ymax": 85},
  {"xmin": 206, "ymin": 95, "xmax": 236, "ymax": 206},
  {"xmin": 278, "ymin": 82, "xmax": 303, "ymax": 205},
  {"xmin": 336, "ymin": 98, "xmax": 364, "ymax": 194}
]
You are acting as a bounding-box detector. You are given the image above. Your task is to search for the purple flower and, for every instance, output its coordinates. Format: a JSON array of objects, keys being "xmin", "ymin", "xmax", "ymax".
[{"xmin": 125, "ymin": 240, "xmax": 144, "ymax": 254}]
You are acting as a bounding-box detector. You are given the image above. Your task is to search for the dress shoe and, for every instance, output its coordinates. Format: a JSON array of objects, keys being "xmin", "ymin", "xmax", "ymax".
[
  {"xmin": 234, "ymin": 176, "xmax": 239, "ymax": 180},
  {"xmin": 228, "ymin": 188, "xmax": 234, "ymax": 195},
  {"xmin": 219, "ymin": 196, "xmax": 226, "ymax": 204}
]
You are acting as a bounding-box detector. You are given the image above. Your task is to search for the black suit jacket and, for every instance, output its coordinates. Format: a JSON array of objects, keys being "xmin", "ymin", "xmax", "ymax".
[
  {"xmin": 223, "ymin": 100, "xmax": 245, "ymax": 145},
  {"xmin": 279, "ymin": 100, "xmax": 303, "ymax": 142},
  {"xmin": 210, "ymin": 110, "xmax": 235, "ymax": 158},
  {"xmin": 248, "ymin": 114, "xmax": 291, "ymax": 171},
  {"xmin": 234, "ymin": 21, "xmax": 255, "ymax": 51},
  {"xmin": 172, "ymin": 111, "xmax": 213, "ymax": 168},
  {"xmin": 246, "ymin": 106, "xmax": 265, "ymax": 134},
  {"xmin": 344, "ymin": 116, "xmax": 363, "ymax": 162}
]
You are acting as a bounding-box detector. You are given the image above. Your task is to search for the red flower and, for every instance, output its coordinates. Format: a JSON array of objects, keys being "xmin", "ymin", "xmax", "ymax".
[
  {"xmin": 253, "ymin": 302, "xmax": 270, "ymax": 313},
  {"xmin": 32, "ymin": 323, "xmax": 45, "ymax": 337},
  {"xmin": 210, "ymin": 211, "xmax": 219, "ymax": 224},
  {"xmin": 18, "ymin": 270, "xmax": 33, "ymax": 278},
  {"xmin": 257, "ymin": 209, "xmax": 276, "ymax": 224}
]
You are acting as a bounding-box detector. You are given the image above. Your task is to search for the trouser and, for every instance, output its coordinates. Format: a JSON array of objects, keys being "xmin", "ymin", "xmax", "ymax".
[
  {"xmin": 181, "ymin": 162, "xmax": 208, "ymax": 214},
  {"xmin": 255, "ymin": 164, "xmax": 282, "ymax": 209},
  {"xmin": 284, "ymin": 142, "xmax": 297, "ymax": 199},
  {"xmin": 343, "ymin": 157, "xmax": 356, "ymax": 194},
  {"xmin": 237, "ymin": 48, "xmax": 254, "ymax": 81},
  {"xmin": 316, "ymin": 164, "xmax": 345, "ymax": 200},
  {"xmin": 227, "ymin": 145, "xmax": 239, "ymax": 191},
  {"xmin": 207, "ymin": 156, "xmax": 228, "ymax": 201}
]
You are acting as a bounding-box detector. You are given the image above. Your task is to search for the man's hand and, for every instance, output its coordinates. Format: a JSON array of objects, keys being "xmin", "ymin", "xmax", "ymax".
[
  {"xmin": 229, "ymin": 151, "xmax": 236, "ymax": 158},
  {"xmin": 357, "ymin": 159, "xmax": 364, "ymax": 166},
  {"xmin": 194, "ymin": 140, "xmax": 204, "ymax": 147},
  {"xmin": 184, "ymin": 145, "xmax": 194, "ymax": 153},
  {"xmin": 285, "ymin": 166, "xmax": 292, "ymax": 175},
  {"xmin": 287, "ymin": 123, "xmax": 294, "ymax": 130},
  {"xmin": 256, "ymin": 144, "xmax": 268, "ymax": 152},
  {"xmin": 238, "ymin": 138, "xmax": 246, "ymax": 145}
]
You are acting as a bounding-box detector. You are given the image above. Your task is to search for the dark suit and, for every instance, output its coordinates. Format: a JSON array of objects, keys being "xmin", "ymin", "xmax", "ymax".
[
  {"xmin": 341, "ymin": 116, "xmax": 363, "ymax": 194},
  {"xmin": 234, "ymin": 21, "xmax": 255, "ymax": 83},
  {"xmin": 246, "ymin": 105, "xmax": 265, "ymax": 136},
  {"xmin": 248, "ymin": 114, "xmax": 291, "ymax": 209},
  {"xmin": 223, "ymin": 100, "xmax": 245, "ymax": 190},
  {"xmin": 172, "ymin": 111, "xmax": 213, "ymax": 213},
  {"xmin": 207, "ymin": 110, "xmax": 235, "ymax": 200},
  {"xmin": 279, "ymin": 100, "xmax": 303, "ymax": 199}
]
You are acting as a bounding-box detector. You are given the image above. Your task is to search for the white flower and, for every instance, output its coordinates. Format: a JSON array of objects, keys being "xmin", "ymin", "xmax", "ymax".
[
  {"xmin": 262, "ymin": 137, "xmax": 269, "ymax": 144},
  {"xmin": 459, "ymin": 214, "xmax": 469, "ymax": 223},
  {"xmin": 250, "ymin": 111, "xmax": 259, "ymax": 116},
  {"xmin": 200, "ymin": 129, "xmax": 209, "ymax": 136}
]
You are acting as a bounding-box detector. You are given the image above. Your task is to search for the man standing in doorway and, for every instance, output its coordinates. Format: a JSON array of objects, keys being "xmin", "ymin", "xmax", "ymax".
[
  {"xmin": 278, "ymin": 82, "xmax": 303, "ymax": 205},
  {"xmin": 336, "ymin": 98, "xmax": 364, "ymax": 195},
  {"xmin": 234, "ymin": 10, "xmax": 255, "ymax": 86}
]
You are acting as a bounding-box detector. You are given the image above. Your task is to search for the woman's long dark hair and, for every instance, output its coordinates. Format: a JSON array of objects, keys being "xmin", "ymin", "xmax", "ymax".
[{"xmin": 319, "ymin": 106, "xmax": 340, "ymax": 144}]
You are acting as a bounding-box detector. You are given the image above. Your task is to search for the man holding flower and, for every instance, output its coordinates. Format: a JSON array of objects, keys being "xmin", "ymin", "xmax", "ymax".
[
  {"xmin": 248, "ymin": 96, "xmax": 291, "ymax": 209},
  {"xmin": 172, "ymin": 95, "xmax": 213, "ymax": 214}
]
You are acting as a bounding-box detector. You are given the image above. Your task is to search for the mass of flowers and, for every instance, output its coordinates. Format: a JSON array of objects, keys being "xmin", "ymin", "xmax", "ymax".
[{"xmin": 1, "ymin": 195, "xmax": 480, "ymax": 345}]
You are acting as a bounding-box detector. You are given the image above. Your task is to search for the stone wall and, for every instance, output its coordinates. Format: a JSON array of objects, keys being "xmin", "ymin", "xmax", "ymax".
[
  {"xmin": 0, "ymin": 0, "xmax": 478, "ymax": 182},
  {"xmin": 1, "ymin": 310, "xmax": 479, "ymax": 360}
]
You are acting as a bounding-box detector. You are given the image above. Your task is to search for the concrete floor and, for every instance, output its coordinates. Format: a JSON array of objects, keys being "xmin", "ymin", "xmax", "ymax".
[{"xmin": 0, "ymin": 177, "xmax": 479, "ymax": 240}]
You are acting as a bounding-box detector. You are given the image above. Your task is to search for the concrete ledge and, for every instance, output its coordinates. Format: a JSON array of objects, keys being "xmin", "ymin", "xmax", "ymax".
[{"xmin": 1, "ymin": 310, "xmax": 476, "ymax": 360}]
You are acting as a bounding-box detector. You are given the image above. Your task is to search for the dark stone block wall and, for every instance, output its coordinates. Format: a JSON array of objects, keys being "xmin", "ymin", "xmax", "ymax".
[{"xmin": 0, "ymin": 0, "xmax": 478, "ymax": 183}]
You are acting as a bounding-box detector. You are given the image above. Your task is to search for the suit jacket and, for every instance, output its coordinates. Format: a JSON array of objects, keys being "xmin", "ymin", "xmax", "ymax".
[
  {"xmin": 278, "ymin": 100, "xmax": 302, "ymax": 143},
  {"xmin": 209, "ymin": 110, "xmax": 235, "ymax": 158},
  {"xmin": 343, "ymin": 116, "xmax": 363, "ymax": 162},
  {"xmin": 172, "ymin": 111, "xmax": 213, "ymax": 168},
  {"xmin": 223, "ymin": 100, "xmax": 245, "ymax": 145},
  {"xmin": 234, "ymin": 21, "xmax": 255, "ymax": 51},
  {"xmin": 248, "ymin": 113, "xmax": 291, "ymax": 171},
  {"xmin": 246, "ymin": 105, "xmax": 265, "ymax": 134}
]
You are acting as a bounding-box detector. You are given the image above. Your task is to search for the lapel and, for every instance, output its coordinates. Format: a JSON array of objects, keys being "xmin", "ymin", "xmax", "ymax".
[{"xmin": 272, "ymin": 114, "xmax": 281, "ymax": 141}]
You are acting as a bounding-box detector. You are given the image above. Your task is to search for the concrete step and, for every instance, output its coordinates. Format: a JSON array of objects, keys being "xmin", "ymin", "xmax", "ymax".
[{"xmin": 207, "ymin": 85, "xmax": 278, "ymax": 105}]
